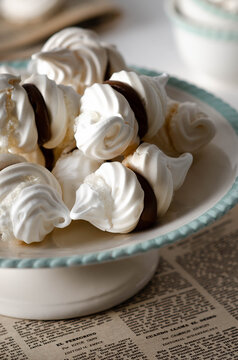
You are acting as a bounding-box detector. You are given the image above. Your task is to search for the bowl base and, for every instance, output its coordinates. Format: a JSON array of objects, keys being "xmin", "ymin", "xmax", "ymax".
[{"xmin": 0, "ymin": 249, "xmax": 159, "ymax": 320}]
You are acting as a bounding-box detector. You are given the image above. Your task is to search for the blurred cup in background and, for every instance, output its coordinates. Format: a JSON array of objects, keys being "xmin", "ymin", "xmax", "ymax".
[{"xmin": 165, "ymin": 0, "xmax": 238, "ymax": 86}]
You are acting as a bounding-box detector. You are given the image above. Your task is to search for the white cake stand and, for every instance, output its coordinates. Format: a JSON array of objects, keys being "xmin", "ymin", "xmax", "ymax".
[
  {"xmin": 0, "ymin": 250, "xmax": 159, "ymax": 320},
  {"xmin": 0, "ymin": 68, "xmax": 238, "ymax": 320}
]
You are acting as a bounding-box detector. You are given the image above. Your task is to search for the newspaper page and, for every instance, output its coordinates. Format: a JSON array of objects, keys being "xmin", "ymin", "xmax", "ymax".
[{"xmin": 0, "ymin": 205, "xmax": 238, "ymax": 359}]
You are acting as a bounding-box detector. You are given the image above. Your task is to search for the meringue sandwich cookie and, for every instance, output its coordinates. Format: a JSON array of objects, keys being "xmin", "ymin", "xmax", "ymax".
[
  {"xmin": 0, "ymin": 74, "xmax": 38, "ymax": 154},
  {"xmin": 52, "ymin": 148, "xmax": 103, "ymax": 209},
  {"xmin": 0, "ymin": 74, "xmax": 51, "ymax": 167},
  {"xmin": 70, "ymin": 161, "xmax": 158, "ymax": 233},
  {"xmin": 29, "ymin": 27, "xmax": 128, "ymax": 94},
  {"xmin": 109, "ymin": 71, "xmax": 169, "ymax": 140},
  {"xmin": 22, "ymin": 74, "xmax": 80, "ymax": 168},
  {"xmin": 23, "ymin": 74, "xmax": 80, "ymax": 149},
  {"xmin": 74, "ymin": 83, "xmax": 139, "ymax": 160},
  {"xmin": 149, "ymin": 98, "xmax": 216, "ymax": 156},
  {"xmin": 123, "ymin": 142, "xmax": 193, "ymax": 216},
  {"xmin": 0, "ymin": 162, "xmax": 71, "ymax": 244}
]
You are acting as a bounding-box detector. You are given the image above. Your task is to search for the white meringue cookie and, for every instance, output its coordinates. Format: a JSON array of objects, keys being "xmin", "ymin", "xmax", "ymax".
[
  {"xmin": 123, "ymin": 143, "xmax": 193, "ymax": 216},
  {"xmin": 52, "ymin": 149, "xmax": 102, "ymax": 209},
  {"xmin": 110, "ymin": 71, "xmax": 168, "ymax": 139},
  {"xmin": 0, "ymin": 74, "xmax": 38, "ymax": 153},
  {"xmin": 74, "ymin": 83, "xmax": 139, "ymax": 160},
  {"xmin": 30, "ymin": 28, "xmax": 107, "ymax": 94},
  {"xmin": 23, "ymin": 74, "xmax": 80, "ymax": 150},
  {"xmin": 0, "ymin": 162, "xmax": 61, "ymax": 199},
  {"xmin": 29, "ymin": 27, "xmax": 127, "ymax": 94},
  {"xmin": 149, "ymin": 98, "xmax": 216, "ymax": 156},
  {"xmin": 30, "ymin": 45, "xmax": 107, "ymax": 94},
  {"xmin": 70, "ymin": 162, "xmax": 144, "ymax": 233},
  {"xmin": 10, "ymin": 184, "xmax": 70, "ymax": 244},
  {"xmin": 0, "ymin": 162, "xmax": 70, "ymax": 244},
  {"xmin": 30, "ymin": 48, "xmax": 85, "ymax": 93}
]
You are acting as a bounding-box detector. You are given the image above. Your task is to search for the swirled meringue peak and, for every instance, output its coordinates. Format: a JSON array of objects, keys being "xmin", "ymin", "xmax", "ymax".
[
  {"xmin": 150, "ymin": 98, "xmax": 216, "ymax": 156},
  {"xmin": 30, "ymin": 45, "xmax": 107, "ymax": 95},
  {"xmin": 30, "ymin": 48, "xmax": 84, "ymax": 93},
  {"xmin": 23, "ymin": 74, "xmax": 80, "ymax": 150},
  {"xmin": 123, "ymin": 143, "xmax": 193, "ymax": 216},
  {"xmin": 41, "ymin": 27, "xmax": 99, "ymax": 51},
  {"xmin": 70, "ymin": 162, "xmax": 144, "ymax": 233},
  {"xmin": 0, "ymin": 162, "xmax": 70, "ymax": 244},
  {"xmin": 0, "ymin": 74, "xmax": 38, "ymax": 153},
  {"xmin": 52, "ymin": 148, "xmax": 103, "ymax": 209},
  {"xmin": 110, "ymin": 71, "xmax": 168, "ymax": 139},
  {"xmin": 74, "ymin": 83, "xmax": 139, "ymax": 160},
  {"xmin": 29, "ymin": 27, "xmax": 127, "ymax": 94}
]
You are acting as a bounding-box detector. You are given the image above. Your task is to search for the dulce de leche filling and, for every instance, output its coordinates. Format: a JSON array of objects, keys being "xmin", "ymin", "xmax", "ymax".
[
  {"xmin": 104, "ymin": 80, "xmax": 148, "ymax": 139},
  {"xmin": 133, "ymin": 171, "xmax": 157, "ymax": 231},
  {"xmin": 22, "ymin": 83, "xmax": 54, "ymax": 170}
]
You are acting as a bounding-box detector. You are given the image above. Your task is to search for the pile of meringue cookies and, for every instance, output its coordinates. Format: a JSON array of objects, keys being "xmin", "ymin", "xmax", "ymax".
[{"xmin": 0, "ymin": 27, "xmax": 216, "ymax": 245}]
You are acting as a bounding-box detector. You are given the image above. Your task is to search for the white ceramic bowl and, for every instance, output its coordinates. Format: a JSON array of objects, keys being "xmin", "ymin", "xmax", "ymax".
[
  {"xmin": 166, "ymin": 0, "xmax": 238, "ymax": 84},
  {"xmin": 178, "ymin": 0, "xmax": 238, "ymax": 31}
]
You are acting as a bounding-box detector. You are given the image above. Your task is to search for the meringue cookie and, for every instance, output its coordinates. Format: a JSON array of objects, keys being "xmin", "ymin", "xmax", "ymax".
[
  {"xmin": 0, "ymin": 162, "xmax": 70, "ymax": 244},
  {"xmin": 42, "ymin": 27, "xmax": 127, "ymax": 76},
  {"xmin": 123, "ymin": 143, "xmax": 193, "ymax": 216},
  {"xmin": 52, "ymin": 148, "xmax": 102, "ymax": 209},
  {"xmin": 0, "ymin": 74, "xmax": 38, "ymax": 153},
  {"xmin": 29, "ymin": 27, "xmax": 127, "ymax": 94},
  {"xmin": 30, "ymin": 44, "xmax": 107, "ymax": 95},
  {"xmin": 149, "ymin": 98, "xmax": 216, "ymax": 156},
  {"xmin": 110, "ymin": 71, "xmax": 168, "ymax": 139},
  {"xmin": 74, "ymin": 83, "xmax": 139, "ymax": 160},
  {"xmin": 70, "ymin": 162, "xmax": 144, "ymax": 233},
  {"xmin": 23, "ymin": 74, "xmax": 80, "ymax": 150}
]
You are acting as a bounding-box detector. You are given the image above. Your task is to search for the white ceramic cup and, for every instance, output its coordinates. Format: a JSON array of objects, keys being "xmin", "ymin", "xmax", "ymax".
[{"xmin": 166, "ymin": 0, "xmax": 238, "ymax": 85}]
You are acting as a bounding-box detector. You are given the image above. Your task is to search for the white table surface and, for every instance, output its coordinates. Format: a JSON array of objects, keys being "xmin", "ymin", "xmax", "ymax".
[{"xmin": 100, "ymin": 0, "xmax": 238, "ymax": 111}]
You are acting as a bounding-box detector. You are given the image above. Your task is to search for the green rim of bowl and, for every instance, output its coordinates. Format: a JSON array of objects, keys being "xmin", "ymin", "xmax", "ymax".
[
  {"xmin": 192, "ymin": 0, "xmax": 238, "ymax": 21},
  {"xmin": 166, "ymin": 0, "xmax": 238, "ymax": 41},
  {"xmin": 0, "ymin": 65, "xmax": 238, "ymax": 268}
]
